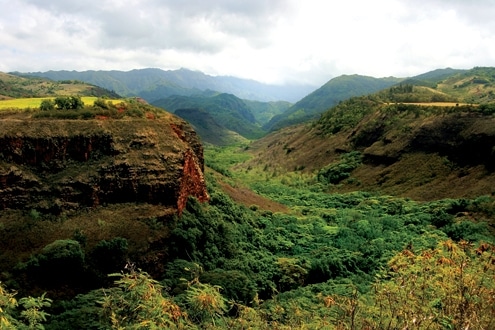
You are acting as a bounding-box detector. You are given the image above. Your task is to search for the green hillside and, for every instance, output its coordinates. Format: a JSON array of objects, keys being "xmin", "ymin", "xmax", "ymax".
[
  {"xmin": 383, "ymin": 67, "xmax": 495, "ymax": 104},
  {"xmin": 264, "ymin": 74, "xmax": 402, "ymax": 131},
  {"xmin": 242, "ymin": 99, "xmax": 291, "ymax": 125},
  {"xmin": 242, "ymin": 68, "xmax": 495, "ymax": 201},
  {"xmin": 154, "ymin": 93, "xmax": 266, "ymax": 140},
  {"xmin": 0, "ymin": 72, "xmax": 120, "ymax": 99},
  {"xmin": 174, "ymin": 108, "xmax": 248, "ymax": 146}
]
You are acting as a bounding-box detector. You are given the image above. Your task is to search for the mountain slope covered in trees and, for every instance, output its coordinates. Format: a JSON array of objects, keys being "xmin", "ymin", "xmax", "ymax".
[
  {"xmin": 16, "ymin": 68, "xmax": 316, "ymax": 102},
  {"xmin": 264, "ymin": 74, "xmax": 402, "ymax": 131},
  {"xmin": 153, "ymin": 93, "xmax": 267, "ymax": 140}
]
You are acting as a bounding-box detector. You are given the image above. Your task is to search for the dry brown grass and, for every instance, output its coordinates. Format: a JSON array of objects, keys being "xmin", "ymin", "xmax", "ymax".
[{"xmin": 240, "ymin": 114, "xmax": 495, "ymax": 203}]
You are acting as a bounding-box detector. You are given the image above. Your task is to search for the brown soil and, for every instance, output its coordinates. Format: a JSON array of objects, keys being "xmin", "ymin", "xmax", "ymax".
[{"xmin": 207, "ymin": 169, "xmax": 289, "ymax": 213}]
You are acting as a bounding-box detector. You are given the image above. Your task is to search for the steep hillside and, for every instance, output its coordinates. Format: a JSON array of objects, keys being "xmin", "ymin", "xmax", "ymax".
[
  {"xmin": 154, "ymin": 93, "xmax": 266, "ymax": 140},
  {"xmin": 0, "ymin": 104, "xmax": 209, "ymax": 296},
  {"xmin": 174, "ymin": 108, "xmax": 248, "ymax": 146},
  {"xmin": 242, "ymin": 96, "xmax": 495, "ymax": 201},
  {"xmin": 264, "ymin": 74, "xmax": 401, "ymax": 131},
  {"xmin": 0, "ymin": 108, "xmax": 208, "ymax": 215},
  {"xmin": 18, "ymin": 68, "xmax": 316, "ymax": 102},
  {"xmin": 0, "ymin": 72, "xmax": 120, "ymax": 99}
]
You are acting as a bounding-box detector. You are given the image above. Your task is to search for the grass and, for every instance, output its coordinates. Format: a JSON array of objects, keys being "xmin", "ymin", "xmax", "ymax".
[{"xmin": 0, "ymin": 97, "xmax": 122, "ymax": 110}]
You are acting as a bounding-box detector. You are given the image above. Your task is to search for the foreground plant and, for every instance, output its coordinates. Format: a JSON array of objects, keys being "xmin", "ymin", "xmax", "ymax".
[
  {"xmin": 367, "ymin": 240, "xmax": 495, "ymax": 329},
  {"xmin": 100, "ymin": 269, "xmax": 188, "ymax": 329},
  {"xmin": 0, "ymin": 282, "xmax": 52, "ymax": 330}
]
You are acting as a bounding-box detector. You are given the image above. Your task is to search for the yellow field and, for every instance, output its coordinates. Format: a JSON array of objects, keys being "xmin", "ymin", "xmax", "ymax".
[
  {"xmin": 0, "ymin": 97, "xmax": 122, "ymax": 110},
  {"xmin": 400, "ymin": 102, "xmax": 468, "ymax": 107},
  {"xmin": 385, "ymin": 102, "xmax": 470, "ymax": 107}
]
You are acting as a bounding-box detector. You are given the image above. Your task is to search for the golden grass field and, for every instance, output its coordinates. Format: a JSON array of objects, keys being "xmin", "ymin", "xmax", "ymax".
[
  {"xmin": 385, "ymin": 102, "xmax": 469, "ymax": 107},
  {"xmin": 0, "ymin": 97, "xmax": 122, "ymax": 110}
]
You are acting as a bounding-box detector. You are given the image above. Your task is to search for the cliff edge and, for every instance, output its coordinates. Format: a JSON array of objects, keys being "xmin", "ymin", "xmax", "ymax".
[{"xmin": 0, "ymin": 111, "xmax": 209, "ymax": 215}]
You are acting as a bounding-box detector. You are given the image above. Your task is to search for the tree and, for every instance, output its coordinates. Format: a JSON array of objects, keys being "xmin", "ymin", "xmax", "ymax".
[
  {"xmin": 93, "ymin": 97, "xmax": 110, "ymax": 109},
  {"xmin": 54, "ymin": 96, "xmax": 84, "ymax": 110},
  {"xmin": 39, "ymin": 99, "xmax": 55, "ymax": 111}
]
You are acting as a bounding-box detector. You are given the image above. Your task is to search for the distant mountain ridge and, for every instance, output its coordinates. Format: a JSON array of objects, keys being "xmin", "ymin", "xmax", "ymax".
[
  {"xmin": 153, "ymin": 92, "xmax": 290, "ymax": 144},
  {"xmin": 11, "ymin": 66, "xmax": 495, "ymax": 145},
  {"xmin": 16, "ymin": 68, "xmax": 316, "ymax": 103}
]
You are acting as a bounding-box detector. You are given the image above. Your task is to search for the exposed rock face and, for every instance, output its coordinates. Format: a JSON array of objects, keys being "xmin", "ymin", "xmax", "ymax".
[{"xmin": 0, "ymin": 114, "xmax": 209, "ymax": 214}]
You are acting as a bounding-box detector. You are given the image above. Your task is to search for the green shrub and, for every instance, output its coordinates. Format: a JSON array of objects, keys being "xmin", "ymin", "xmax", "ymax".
[
  {"xmin": 200, "ymin": 269, "xmax": 257, "ymax": 305},
  {"xmin": 317, "ymin": 151, "xmax": 362, "ymax": 184}
]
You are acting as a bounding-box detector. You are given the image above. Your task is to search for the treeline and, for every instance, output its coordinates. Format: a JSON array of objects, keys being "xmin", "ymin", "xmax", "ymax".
[{"xmin": 34, "ymin": 97, "xmax": 160, "ymax": 119}]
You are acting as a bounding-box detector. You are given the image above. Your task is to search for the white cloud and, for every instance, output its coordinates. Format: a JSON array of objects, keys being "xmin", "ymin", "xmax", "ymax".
[{"xmin": 1, "ymin": 0, "xmax": 495, "ymax": 85}]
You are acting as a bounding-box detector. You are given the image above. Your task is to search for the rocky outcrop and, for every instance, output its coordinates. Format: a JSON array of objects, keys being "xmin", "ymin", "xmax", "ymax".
[{"xmin": 0, "ymin": 114, "xmax": 209, "ymax": 214}]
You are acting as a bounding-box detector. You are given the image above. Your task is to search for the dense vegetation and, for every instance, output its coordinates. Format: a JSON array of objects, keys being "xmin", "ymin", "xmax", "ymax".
[
  {"xmin": 1, "ymin": 144, "xmax": 494, "ymax": 329},
  {"xmin": 2, "ymin": 66, "xmax": 495, "ymax": 329}
]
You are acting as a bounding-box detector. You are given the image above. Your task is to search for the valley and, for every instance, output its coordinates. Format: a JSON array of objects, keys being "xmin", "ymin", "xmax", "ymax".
[{"xmin": 0, "ymin": 67, "xmax": 494, "ymax": 329}]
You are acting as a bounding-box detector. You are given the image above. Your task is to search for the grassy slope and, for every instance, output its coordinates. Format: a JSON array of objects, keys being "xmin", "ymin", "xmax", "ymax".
[
  {"xmin": 240, "ymin": 67, "xmax": 495, "ymax": 202},
  {"xmin": 0, "ymin": 72, "xmax": 120, "ymax": 99},
  {"xmin": 243, "ymin": 111, "xmax": 495, "ymax": 201},
  {"xmin": 264, "ymin": 75, "xmax": 401, "ymax": 131}
]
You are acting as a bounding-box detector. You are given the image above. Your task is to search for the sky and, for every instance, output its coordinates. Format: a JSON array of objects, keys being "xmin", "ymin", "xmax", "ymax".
[{"xmin": 1, "ymin": 0, "xmax": 495, "ymax": 86}]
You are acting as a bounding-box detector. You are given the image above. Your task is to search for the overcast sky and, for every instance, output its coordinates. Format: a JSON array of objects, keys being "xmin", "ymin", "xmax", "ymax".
[{"xmin": 1, "ymin": 0, "xmax": 495, "ymax": 86}]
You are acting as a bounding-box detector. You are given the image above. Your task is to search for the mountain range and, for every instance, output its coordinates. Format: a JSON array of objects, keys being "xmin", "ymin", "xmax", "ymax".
[
  {"xmin": 8, "ymin": 66, "xmax": 495, "ymax": 146},
  {"xmin": 16, "ymin": 68, "xmax": 316, "ymax": 103},
  {"xmin": 13, "ymin": 68, "xmax": 409, "ymax": 144}
]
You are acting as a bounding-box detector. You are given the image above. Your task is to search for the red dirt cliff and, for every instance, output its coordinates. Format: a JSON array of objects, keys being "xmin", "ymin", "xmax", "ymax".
[{"xmin": 0, "ymin": 114, "xmax": 209, "ymax": 215}]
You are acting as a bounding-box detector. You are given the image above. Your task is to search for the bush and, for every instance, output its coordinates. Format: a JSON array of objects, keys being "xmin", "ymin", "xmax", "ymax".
[
  {"xmin": 100, "ymin": 270, "xmax": 188, "ymax": 329},
  {"xmin": 89, "ymin": 238, "xmax": 128, "ymax": 281},
  {"xmin": 200, "ymin": 269, "xmax": 257, "ymax": 305},
  {"xmin": 39, "ymin": 99, "xmax": 55, "ymax": 111},
  {"xmin": 21, "ymin": 239, "xmax": 85, "ymax": 288},
  {"xmin": 317, "ymin": 151, "xmax": 362, "ymax": 184}
]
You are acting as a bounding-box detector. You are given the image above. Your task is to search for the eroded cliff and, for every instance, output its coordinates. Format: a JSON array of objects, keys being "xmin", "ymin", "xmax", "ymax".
[{"xmin": 0, "ymin": 112, "xmax": 209, "ymax": 215}]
